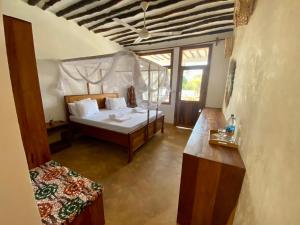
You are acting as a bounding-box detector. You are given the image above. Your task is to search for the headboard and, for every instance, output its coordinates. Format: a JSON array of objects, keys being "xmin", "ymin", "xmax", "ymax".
[{"xmin": 64, "ymin": 93, "xmax": 119, "ymax": 117}]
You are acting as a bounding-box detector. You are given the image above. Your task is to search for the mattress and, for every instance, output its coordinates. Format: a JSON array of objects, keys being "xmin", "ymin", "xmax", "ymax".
[{"xmin": 70, "ymin": 107, "xmax": 163, "ymax": 134}]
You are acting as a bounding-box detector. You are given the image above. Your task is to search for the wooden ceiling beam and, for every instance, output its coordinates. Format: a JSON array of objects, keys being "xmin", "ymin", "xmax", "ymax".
[
  {"xmin": 119, "ymin": 23, "xmax": 233, "ymax": 45},
  {"xmin": 105, "ymin": 12, "xmax": 233, "ymax": 38},
  {"xmin": 56, "ymin": 0, "xmax": 99, "ymax": 17},
  {"xmin": 91, "ymin": 1, "xmax": 233, "ymax": 31},
  {"xmin": 110, "ymin": 14, "xmax": 233, "ymax": 42},
  {"xmin": 42, "ymin": 0, "xmax": 62, "ymax": 10},
  {"xmin": 124, "ymin": 28, "xmax": 233, "ymax": 47},
  {"xmin": 196, "ymin": 50, "xmax": 202, "ymax": 58},
  {"xmin": 189, "ymin": 50, "xmax": 196, "ymax": 58},
  {"xmin": 161, "ymin": 54, "xmax": 170, "ymax": 60},
  {"xmin": 67, "ymin": 0, "xmax": 140, "ymax": 20},
  {"xmin": 183, "ymin": 52, "xmax": 189, "ymax": 59},
  {"xmin": 79, "ymin": 0, "xmax": 182, "ymax": 27},
  {"xmin": 92, "ymin": 3, "xmax": 234, "ymax": 33},
  {"xmin": 28, "ymin": 0, "xmax": 42, "ymax": 5}
]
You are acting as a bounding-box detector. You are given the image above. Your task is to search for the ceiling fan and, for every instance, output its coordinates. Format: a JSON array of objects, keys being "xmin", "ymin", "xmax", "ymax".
[{"xmin": 113, "ymin": 1, "xmax": 182, "ymax": 44}]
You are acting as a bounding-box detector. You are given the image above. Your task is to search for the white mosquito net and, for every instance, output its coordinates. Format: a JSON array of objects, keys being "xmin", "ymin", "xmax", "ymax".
[{"xmin": 57, "ymin": 51, "xmax": 170, "ymax": 108}]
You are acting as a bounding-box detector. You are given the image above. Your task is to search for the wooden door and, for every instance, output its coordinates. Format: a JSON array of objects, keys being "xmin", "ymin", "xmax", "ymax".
[
  {"xmin": 3, "ymin": 15, "xmax": 51, "ymax": 169},
  {"xmin": 175, "ymin": 45, "xmax": 212, "ymax": 127}
]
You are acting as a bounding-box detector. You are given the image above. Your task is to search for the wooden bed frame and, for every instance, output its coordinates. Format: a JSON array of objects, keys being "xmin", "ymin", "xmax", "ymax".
[{"xmin": 65, "ymin": 93, "xmax": 165, "ymax": 163}]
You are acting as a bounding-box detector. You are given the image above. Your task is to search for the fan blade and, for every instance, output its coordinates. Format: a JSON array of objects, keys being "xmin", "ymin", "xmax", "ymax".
[
  {"xmin": 112, "ymin": 18, "xmax": 139, "ymax": 33},
  {"xmin": 134, "ymin": 37, "xmax": 143, "ymax": 44},
  {"xmin": 150, "ymin": 31, "xmax": 182, "ymax": 37}
]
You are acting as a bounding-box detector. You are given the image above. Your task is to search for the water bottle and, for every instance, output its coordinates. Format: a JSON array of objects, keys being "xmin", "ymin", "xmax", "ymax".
[{"xmin": 225, "ymin": 114, "xmax": 236, "ymax": 135}]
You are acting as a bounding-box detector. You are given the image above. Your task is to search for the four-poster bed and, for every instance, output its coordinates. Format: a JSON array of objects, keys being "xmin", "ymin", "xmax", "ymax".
[
  {"xmin": 59, "ymin": 51, "xmax": 170, "ymax": 162},
  {"xmin": 64, "ymin": 93, "xmax": 164, "ymax": 163}
]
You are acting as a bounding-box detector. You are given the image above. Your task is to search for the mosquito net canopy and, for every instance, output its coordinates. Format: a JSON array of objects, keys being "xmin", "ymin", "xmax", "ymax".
[{"xmin": 57, "ymin": 51, "xmax": 170, "ymax": 107}]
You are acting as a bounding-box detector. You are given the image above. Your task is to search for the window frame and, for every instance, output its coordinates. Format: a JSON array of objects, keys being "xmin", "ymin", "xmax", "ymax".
[{"xmin": 137, "ymin": 49, "xmax": 174, "ymax": 105}]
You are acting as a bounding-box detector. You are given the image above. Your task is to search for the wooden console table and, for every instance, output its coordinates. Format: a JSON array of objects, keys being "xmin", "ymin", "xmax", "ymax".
[{"xmin": 177, "ymin": 108, "xmax": 246, "ymax": 225}]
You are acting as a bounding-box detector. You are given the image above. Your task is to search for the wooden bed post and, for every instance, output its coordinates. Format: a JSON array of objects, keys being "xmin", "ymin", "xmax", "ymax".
[
  {"xmin": 161, "ymin": 116, "xmax": 165, "ymax": 133},
  {"xmin": 85, "ymin": 67, "xmax": 91, "ymax": 95},
  {"xmin": 146, "ymin": 63, "xmax": 151, "ymax": 140},
  {"xmin": 155, "ymin": 65, "xmax": 160, "ymax": 132},
  {"xmin": 127, "ymin": 135, "xmax": 133, "ymax": 163},
  {"xmin": 99, "ymin": 69, "xmax": 104, "ymax": 94},
  {"xmin": 86, "ymin": 82, "xmax": 90, "ymax": 94}
]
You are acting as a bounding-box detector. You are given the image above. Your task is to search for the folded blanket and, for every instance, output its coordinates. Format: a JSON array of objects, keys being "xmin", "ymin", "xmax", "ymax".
[{"xmin": 109, "ymin": 113, "xmax": 131, "ymax": 122}]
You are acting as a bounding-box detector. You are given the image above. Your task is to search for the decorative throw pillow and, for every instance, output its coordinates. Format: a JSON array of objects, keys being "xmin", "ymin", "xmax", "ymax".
[{"xmin": 106, "ymin": 97, "xmax": 127, "ymax": 110}]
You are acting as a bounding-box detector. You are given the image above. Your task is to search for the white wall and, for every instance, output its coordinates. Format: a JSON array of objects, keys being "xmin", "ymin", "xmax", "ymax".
[
  {"xmin": 223, "ymin": 0, "xmax": 300, "ymax": 224},
  {"xmin": 2, "ymin": 0, "xmax": 124, "ymax": 121},
  {"xmin": 206, "ymin": 40, "xmax": 229, "ymax": 108},
  {"xmin": 0, "ymin": 3, "xmax": 42, "ymax": 225},
  {"xmin": 129, "ymin": 33, "xmax": 231, "ymax": 123}
]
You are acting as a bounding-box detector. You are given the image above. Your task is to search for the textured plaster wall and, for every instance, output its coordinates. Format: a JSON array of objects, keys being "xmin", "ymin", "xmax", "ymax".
[{"xmin": 223, "ymin": 0, "xmax": 300, "ymax": 224}]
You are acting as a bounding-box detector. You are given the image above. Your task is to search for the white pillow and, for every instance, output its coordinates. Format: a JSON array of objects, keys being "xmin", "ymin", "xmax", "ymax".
[
  {"xmin": 75, "ymin": 99, "xmax": 99, "ymax": 117},
  {"xmin": 108, "ymin": 98, "xmax": 120, "ymax": 110},
  {"xmin": 118, "ymin": 97, "xmax": 127, "ymax": 109},
  {"xmin": 68, "ymin": 98, "xmax": 91, "ymax": 116},
  {"xmin": 106, "ymin": 97, "xmax": 127, "ymax": 110},
  {"xmin": 68, "ymin": 103, "xmax": 79, "ymax": 116}
]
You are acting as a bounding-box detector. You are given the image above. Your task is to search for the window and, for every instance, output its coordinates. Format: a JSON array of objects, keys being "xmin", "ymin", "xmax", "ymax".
[
  {"xmin": 180, "ymin": 47, "xmax": 210, "ymax": 102},
  {"xmin": 181, "ymin": 47, "xmax": 209, "ymax": 66},
  {"xmin": 139, "ymin": 50, "xmax": 173, "ymax": 104}
]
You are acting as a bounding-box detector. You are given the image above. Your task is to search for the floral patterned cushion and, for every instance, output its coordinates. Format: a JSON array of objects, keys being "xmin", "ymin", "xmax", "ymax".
[{"xmin": 30, "ymin": 161, "xmax": 103, "ymax": 225}]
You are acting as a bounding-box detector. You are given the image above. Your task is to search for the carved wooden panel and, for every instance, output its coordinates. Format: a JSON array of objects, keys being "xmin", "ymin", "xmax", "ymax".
[{"xmin": 234, "ymin": 0, "xmax": 255, "ymax": 26}]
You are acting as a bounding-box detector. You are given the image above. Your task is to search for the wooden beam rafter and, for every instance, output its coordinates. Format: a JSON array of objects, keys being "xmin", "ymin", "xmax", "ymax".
[
  {"xmin": 79, "ymin": 0, "xmax": 183, "ymax": 27},
  {"xmin": 67, "ymin": 0, "xmax": 141, "ymax": 20},
  {"xmin": 56, "ymin": 0, "xmax": 99, "ymax": 17},
  {"xmin": 105, "ymin": 12, "xmax": 233, "ymax": 39},
  {"xmin": 161, "ymin": 54, "xmax": 170, "ymax": 60},
  {"xmin": 196, "ymin": 50, "xmax": 202, "ymax": 58},
  {"xmin": 183, "ymin": 52, "xmax": 189, "ymax": 59},
  {"xmin": 28, "ymin": 0, "xmax": 42, "ymax": 5},
  {"xmin": 42, "ymin": 0, "xmax": 62, "ymax": 10},
  {"xmin": 111, "ymin": 14, "xmax": 233, "ymax": 42},
  {"xmin": 120, "ymin": 23, "xmax": 234, "ymax": 45},
  {"xmin": 91, "ymin": 1, "xmax": 233, "ymax": 31},
  {"xmin": 189, "ymin": 50, "xmax": 196, "ymax": 58},
  {"xmin": 124, "ymin": 28, "xmax": 233, "ymax": 47}
]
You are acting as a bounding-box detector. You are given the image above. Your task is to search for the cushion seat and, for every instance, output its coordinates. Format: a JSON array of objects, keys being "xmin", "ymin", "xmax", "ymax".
[{"xmin": 30, "ymin": 160, "xmax": 103, "ymax": 225}]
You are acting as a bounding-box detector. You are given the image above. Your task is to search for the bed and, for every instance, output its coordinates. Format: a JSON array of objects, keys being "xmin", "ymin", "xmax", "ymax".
[{"xmin": 65, "ymin": 93, "xmax": 165, "ymax": 162}]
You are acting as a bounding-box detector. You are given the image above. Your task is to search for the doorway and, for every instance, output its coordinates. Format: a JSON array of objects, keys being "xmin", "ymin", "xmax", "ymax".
[{"xmin": 175, "ymin": 45, "xmax": 212, "ymax": 127}]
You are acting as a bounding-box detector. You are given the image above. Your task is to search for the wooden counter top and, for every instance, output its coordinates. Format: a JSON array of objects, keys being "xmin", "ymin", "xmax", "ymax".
[
  {"xmin": 178, "ymin": 108, "xmax": 246, "ymax": 225},
  {"xmin": 184, "ymin": 108, "xmax": 245, "ymax": 169}
]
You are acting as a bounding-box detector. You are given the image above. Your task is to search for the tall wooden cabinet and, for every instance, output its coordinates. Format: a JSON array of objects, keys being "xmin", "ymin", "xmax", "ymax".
[
  {"xmin": 3, "ymin": 15, "xmax": 51, "ymax": 169},
  {"xmin": 177, "ymin": 108, "xmax": 246, "ymax": 225}
]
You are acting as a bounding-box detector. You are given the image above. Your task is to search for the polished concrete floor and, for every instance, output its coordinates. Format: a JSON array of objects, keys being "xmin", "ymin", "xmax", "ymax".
[{"xmin": 52, "ymin": 124, "xmax": 191, "ymax": 225}]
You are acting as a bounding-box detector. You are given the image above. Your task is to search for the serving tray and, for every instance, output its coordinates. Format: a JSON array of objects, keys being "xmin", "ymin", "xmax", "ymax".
[{"xmin": 209, "ymin": 130, "xmax": 238, "ymax": 149}]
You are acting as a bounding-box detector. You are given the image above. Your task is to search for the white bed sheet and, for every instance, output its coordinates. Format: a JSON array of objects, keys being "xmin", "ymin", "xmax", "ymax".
[{"xmin": 70, "ymin": 107, "xmax": 163, "ymax": 134}]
